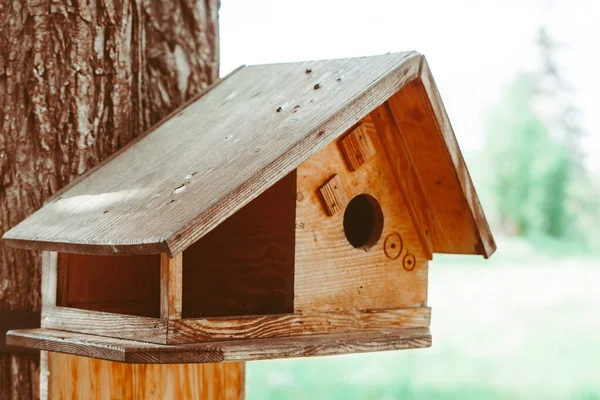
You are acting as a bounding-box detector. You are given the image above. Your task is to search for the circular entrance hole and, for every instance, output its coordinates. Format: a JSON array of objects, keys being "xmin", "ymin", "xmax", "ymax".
[{"xmin": 343, "ymin": 194, "xmax": 384, "ymax": 249}]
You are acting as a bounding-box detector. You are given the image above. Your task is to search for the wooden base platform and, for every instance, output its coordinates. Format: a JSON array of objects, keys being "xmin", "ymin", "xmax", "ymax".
[{"xmin": 7, "ymin": 327, "xmax": 431, "ymax": 364}]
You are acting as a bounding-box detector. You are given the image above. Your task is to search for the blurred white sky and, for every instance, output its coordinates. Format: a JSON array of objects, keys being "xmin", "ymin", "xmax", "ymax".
[{"xmin": 220, "ymin": 0, "xmax": 599, "ymax": 171}]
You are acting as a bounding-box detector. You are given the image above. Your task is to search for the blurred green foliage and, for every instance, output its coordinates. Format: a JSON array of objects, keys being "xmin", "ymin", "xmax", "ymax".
[
  {"xmin": 486, "ymin": 73, "xmax": 564, "ymax": 236},
  {"xmin": 484, "ymin": 28, "xmax": 600, "ymax": 249}
]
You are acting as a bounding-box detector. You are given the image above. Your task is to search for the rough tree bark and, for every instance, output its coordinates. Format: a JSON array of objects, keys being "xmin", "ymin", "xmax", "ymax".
[{"xmin": 0, "ymin": 1, "xmax": 240, "ymax": 399}]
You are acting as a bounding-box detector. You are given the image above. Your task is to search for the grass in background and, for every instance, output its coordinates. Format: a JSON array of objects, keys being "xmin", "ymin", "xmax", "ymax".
[{"xmin": 246, "ymin": 238, "xmax": 600, "ymax": 399}]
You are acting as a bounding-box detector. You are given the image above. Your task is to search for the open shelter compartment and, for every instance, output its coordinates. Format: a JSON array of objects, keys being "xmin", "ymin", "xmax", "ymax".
[{"xmin": 57, "ymin": 253, "xmax": 161, "ymax": 317}]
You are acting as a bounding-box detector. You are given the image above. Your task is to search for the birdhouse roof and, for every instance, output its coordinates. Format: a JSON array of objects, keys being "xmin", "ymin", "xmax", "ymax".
[{"xmin": 3, "ymin": 52, "xmax": 495, "ymax": 258}]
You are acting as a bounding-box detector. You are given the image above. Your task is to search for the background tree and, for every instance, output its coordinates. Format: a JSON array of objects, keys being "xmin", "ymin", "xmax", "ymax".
[
  {"xmin": 485, "ymin": 25, "xmax": 597, "ymax": 245},
  {"xmin": 0, "ymin": 1, "xmax": 234, "ymax": 398}
]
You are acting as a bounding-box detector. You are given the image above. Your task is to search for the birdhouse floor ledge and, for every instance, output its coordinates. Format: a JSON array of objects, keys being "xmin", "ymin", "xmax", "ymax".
[{"xmin": 6, "ymin": 327, "xmax": 432, "ymax": 364}]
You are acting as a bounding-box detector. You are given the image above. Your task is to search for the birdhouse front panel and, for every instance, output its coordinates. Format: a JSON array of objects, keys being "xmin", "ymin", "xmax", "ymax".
[
  {"xmin": 294, "ymin": 115, "xmax": 428, "ymax": 313},
  {"xmin": 4, "ymin": 52, "xmax": 495, "ymax": 363}
]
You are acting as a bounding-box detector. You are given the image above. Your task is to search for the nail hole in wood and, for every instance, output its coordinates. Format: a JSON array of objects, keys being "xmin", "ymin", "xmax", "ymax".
[{"xmin": 403, "ymin": 253, "xmax": 416, "ymax": 271}]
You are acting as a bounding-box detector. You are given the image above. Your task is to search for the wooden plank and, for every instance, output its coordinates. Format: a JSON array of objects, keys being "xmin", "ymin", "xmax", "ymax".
[
  {"xmin": 338, "ymin": 124, "xmax": 376, "ymax": 171},
  {"xmin": 2, "ymin": 52, "xmax": 421, "ymax": 256},
  {"xmin": 224, "ymin": 362, "xmax": 246, "ymax": 399},
  {"xmin": 40, "ymin": 351, "xmax": 49, "ymax": 399},
  {"xmin": 370, "ymin": 104, "xmax": 435, "ymax": 259},
  {"xmin": 7, "ymin": 327, "xmax": 432, "ymax": 364},
  {"xmin": 387, "ymin": 56, "xmax": 496, "ymax": 257},
  {"xmin": 318, "ymin": 174, "xmax": 349, "ymax": 216},
  {"xmin": 167, "ymin": 307, "xmax": 430, "ymax": 344},
  {"xmin": 41, "ymin": 307, "xmax": 168, "ymax": 344},
  {"xmin": 295, "ymin": 116, "xmax": 429, "ymax": 312},
  {"xmin": 39, "ymin": 251, "xmax": 57, "ymax": 399},
  {"xmin": 130, "ymin": 362, "xmax": 245, "ymax": 399},
  {"xmin": 182, "ymin": 172, "xmax": 296, "ymax": 318},
  {"xmin": 42, "ymin": 251, "xmax": 58, "ymax": 308},
  {"xmin": 160, "ymin": 253, "xmax": 183, "ymax": 320},
  {"xmin": 43, "ymin": 352, "xmax": 244, "ymax": 399}
]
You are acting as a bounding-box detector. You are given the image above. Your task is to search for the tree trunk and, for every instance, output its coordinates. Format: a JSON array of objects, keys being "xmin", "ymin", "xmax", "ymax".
[{"xmin": 0, "ymin": 1, "xmax": 240, "ymax": 399}]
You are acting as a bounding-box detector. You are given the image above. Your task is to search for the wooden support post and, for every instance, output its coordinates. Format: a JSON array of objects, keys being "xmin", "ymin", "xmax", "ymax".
[
  {"xmin": 161, "ymin": 253, "xmax": 183, "ymax": 320},
  {"xmin": 44, "ymin": 354, "xmax": 245, "ymax": 399},
  {"xmin": 41, "ymin": 251, "xmax": 58, "ymax": 309},
  {"xmin": 40, "ymin": 251, "xmax": 57, "ymax": 400}
]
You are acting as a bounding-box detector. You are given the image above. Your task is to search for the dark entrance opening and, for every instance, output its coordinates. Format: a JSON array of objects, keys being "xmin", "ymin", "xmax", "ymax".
[{"xmin": 343, "ymin": 194, "xmax": 384, "ymax": 250}]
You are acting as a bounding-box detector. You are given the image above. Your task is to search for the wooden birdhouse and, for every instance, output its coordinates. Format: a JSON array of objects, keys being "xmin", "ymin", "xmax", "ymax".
[{"xmin": 3, "ymin": 52, "xmax": 495, "ymax": 363}]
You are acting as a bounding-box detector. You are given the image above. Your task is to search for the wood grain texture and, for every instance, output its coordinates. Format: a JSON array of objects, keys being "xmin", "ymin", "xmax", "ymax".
[
  {"xmin": 40, "ymin": 251, "xmax": 56, "ymax": 397},
  {"xmin": 42, "ymin": 352, "xmax": 244, "ymax": 399},
  {"xmin": 57, "ymin": 253, "xmax": 160, "ymax": 317},
  {"xmin": 182, "ymin": 172, "xmax": 296, "ymax": 318},
  {"xmin": 160, "ymin": 253, "xmax": 182, "ymax": 320},
  {"xmin": 34, "ymin": 306, "xmax": 428, "ymax": 345},
  {"xmin": 370, "ymin": 104, "xmax": 435, "ymax": 259},
  {"xmin": 3, "ymin": 52, "xmax": 421, "ymax": 257},
  {"xmin": 42, "ymin": 252, "xmax": 58, "ymax": 309},
  {"xmin": 318, "ymin": 174, "xmax": 349, "ymax": 216},
  {"xmin": 295, "ymin": 116, "xmax": 429, "ymax": 312},
  {"xmin": 168, "ymin": 307, "xmax": 430, "ymax": 344},
  {"xmin": 338, "ymin": 124, "xmax": 377, "ymax": 171},
  {"xmin": 41, "ymin": 307, "xmax": 167, "ymax": 344},
  {"xmin": 387, "ymin": 56, "xmax": 496, "ymax": 258},
  {"xmin": 7, "ymin": 327, "xmax": 432, "ymax": 364}
]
